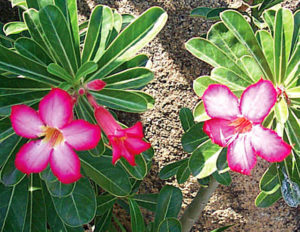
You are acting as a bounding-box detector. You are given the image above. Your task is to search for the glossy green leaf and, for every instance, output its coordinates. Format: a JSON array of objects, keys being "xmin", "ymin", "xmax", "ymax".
[
  {"xmin": 0, "ymin": 44, "xmax": 60, "ymax": 85},
  {"xmin": 89, "ymin": 7, "xmax": 167, "ymax": 80},
  {"xmin": 91, "ymin": 89, "xmax": 148, "ymax": 113},
  {"xmin": 46, "ymin": 180, "xmax": 75, "ymax": 197},
  {"xmin": 51, "ymin": 178, "xmax": 96, "ymax": 227},
  {"xmin": 179, "ymin": 108, "xmax": 195, "ymax": 132},
  {"xmin": 96, "ymin": 194, "xmax": 117, "ymax": 216},
  {"xmin": 181, "ymin": 122, "xmax": 208, "ymax": 153},
  {"xmin": 263, "ymin": 9, "xmax": 276, "ymax": 36},
  {"xmin": 15, "ymin": 38, "xmax": 52, "ymax": 66},
  {"xmin": 159, "ymin": 159, "xmax": 187, "ymax": 180},
  {"xmin": 221, "ymin": 10, "xmax": 273, "ymax": 81},
  {"xmin": 119, "ymin": 154, "xmax": 147, "ymax": 180},
  {"xmin": 103, "ymin": 67, "xmax": 154, "ymax": 89},
  {"xmin": 0, "ymin": 177, "xmax": 28, "ymax": 231},
  {"xmin": 193, "ymin": 101, "xmax": 210, "ymax": 122},
  {"xmin": 82, "ymin": 5, "xmax": 113, "ymax": 63},
  {"xmin": 4, "ymin": 22, "xmax": 27, "ymax": 35},
  {"xmin": 121, "ymin": 14, "xmax": 135, "ymax": 30},
  {"xmin": 189, "ymin": 140, "xmax": 222, "ymax": 179},
  {"xmin": 255, "ymin": 188, "xmax": 282, "ymax": 208},
  {"xmin": 79, "ymin": 153, "xmax": 132, "ymax": 196},
  {"xmin": 0, "ymin": 117, "xmax": 15, "ymax": 142},
  {"xmin": 281, "ymin": 177, "xmax": 300, "ymax": 207},
  {"xmin": 193, "ymin": 76, "xmax": 216, "ymax": 98},
  {"xmin": 133, "ymin": 193, "xmax": 158, "ymax": 212},
  {"xmin": 274, "ymin": 97, "xmax": 289, "ymax": 124},
  {"xmin": 285, "ymin": 109, "xmax": 300, "ymax": 152},
  {"xmin": 259, "ymin": 163, "xmax": 281, "ymax": 193},
  {"xmin": 10, "ymin": 0, "xmax": 27, "ymax": 8},
  {"xmin": 154, "ymin": 185, "xmax": 182, "ymax": 231},
  {"xmin": 158, "ymin": 218, "xmax": 181, "ymax": 232},
  {"xmin": 75, "ymin": 61, "xmax": 97, "ymax": 80},
  {"xmin": 256, "ymin": 30, "xmax": 274, "ymax": 76},
  {"xmin": 47, "ymin": 63, "xmax": 73, "ymax": 83},
  {"xmin": 0, "ymin": 137, "xmax": 27, "ymax": 186},
  {"xmin": 131, "ymin": 91, "xmax": 155, "ymax": 110},
  {"xmin": 287, "ymin": 87, "xmax": 300, "ymax": 99},
  {"xmin": 240, "ymin": 56, "xmax": 263, "ymax": 82},
  {"xmin": 285, "ymin": 41, "xmax": 299, "ymax": 87},
  {"xmin": 176, "ymin": 159, "xmax": 190, "ymax": 184},
  {"xmin": 39, "ymin": 5, "xmax": 78, "ymax": 75},
  {"xmin": 213, "ymin": 171, "xmax": 231, "ymax": 186},
  {"xmin": 129, "ymin": 199, "xmax": 145, "ymax": 232},
  {"xmin": 0, "ymin": 134, "xmax": 18, "ymax": 168},
  {"xmin": 95, "ymin": 209, "xmax": 112, "ymax": 232},
  {"xmin": 191, "ymin": 7, "xmax": 213, "ymax": 17}
]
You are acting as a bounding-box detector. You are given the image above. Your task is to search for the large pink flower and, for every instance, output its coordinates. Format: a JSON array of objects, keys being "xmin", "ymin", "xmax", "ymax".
[
  {"xmin": 94, "ymin": 106, "xmax": 151, "ymax": 166},
  {"xmin": 10, "ymin": 88, "xmax": 101, "ymax": 184},
  {"xmin": 202, "ymin": 80, "xmax": 291, "ymax": 175}
]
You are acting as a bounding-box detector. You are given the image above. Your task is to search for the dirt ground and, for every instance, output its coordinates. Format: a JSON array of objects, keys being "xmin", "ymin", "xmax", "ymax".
[{"xmin": 1, "ymin": 0, "xmax": 299, "ymax": 231}]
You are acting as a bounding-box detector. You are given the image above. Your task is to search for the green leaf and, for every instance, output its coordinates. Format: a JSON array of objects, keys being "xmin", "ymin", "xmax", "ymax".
[
  {"xmin": 0, "ymin": 117, "xmax": 15, "ymax": 142},
  {"xmin": 285, "ymin": 40, "xmax": 299, "ymax": 87},
  {"xmin": 91, "ymin": 89, "xmax": 148, "ymax": 113},
  {"xmin": 193, "ymin": 101, "xmax": 210, "ymax": 122},
  {"xmin": 95, "ymin": 209, "xmax": 112, "ymax": 232},
  {"xmin": 121, "ymin": 14, "xmax": 135, "ymax": 30},
  {"xmin": 133, "ymin": 193, "xmax": 158, "ymax": 212},
  {"xmin": 0, "ymin": 177, "xmax": 28, "ymax": 231},
  {"xmin": 274, "ymin": 8, "xmax": 293, "ymax": 83},
  {"xmin": 274, "ymin": 97, "xmax": 289, "ymax": 124},
  {"xmin": 189, "ymin": 140, "xmax": 222, "ymax": 179},
  {"xmin": 82, "ymin": 5, "xmax": 113, "ymax": 63},
  {"xmin": 285, "ymin": 109, "xmax": 300, "ymax": 152},
  {"xmin": 46, "ymin": 180, "xmax": 75, "ymax": 197},
  {"xmin": 10, "ymin": 0, "xmax": 27, "ymax": 8},
  {"xmin": 0, "ymin": 137, "xmax": 27, "ymax": 186},
  {"xmin": 255, "ymin": 188, "xmax": 282, "ymax": 208},
  {"xmin": 259, "ymin": 163, "xmax": 281, "ymax": 193},
  {"xmin": 210, "ymin": 224, "xmax": 234, "ymax": 232},
  {"xmin": 96, "ymin": 194, "xmax": 117, "ymax": 216},
  {"xmin": 221, "ymin": 10, "xmax": 273, "ymax": 81},
  {"xmin": 0, "ymin": 44, "xmax": 60, "ymax": 85},
  {"xmin": 193, "ymin": 76, "xmax": 216, "ymax": 98},
  {"xmin": 119, "ymin": 154, "xmax": 148, "ymax": 180},
  {"xmin": 256, "ymin": 30, "xmax": 274, "ymax": 76},
  {"xmin": 281, "ymin": 176, "xmax": 300, "ymax": 207},
  {"xmin": 51, "ymin": 178, "xmax": 96, "ymax": 227},
  {"xmin": 181, "ymin": 122, "xmax": 208, "ymax": 153},
  {"xmin": 89, "ymin": 7, "xmax": 168, "ymax": 80},
  {"xmin": 154, "ymin": 185, "xmax": 182, "ymax": 232},
  {"xmin": 39, "ymin": 5, "xmax": 78, "ymax": 76},
  {"xmin": 213, "ymin": 171, "xmax": 231, "ymax": 186},
  {"xmin": 158, "ymin": 218, "xmax": 181, "ymax": 232},
  {"xmin": 263, "ymin": 9, "xmax": 276, "ymax": 36},
  {"xmin": 79, "ymin": 153, "xmax": 132, "ymax": 197},
  {"xmin": 176, "ymin": 159, "xmax": 190, "ymax": 184},
  {"xmin": 47, "ymin": 63, "xmax": 74, "ymax": 83},
  {"xmin": 159, "ymin": 159, "xmax": 187, "ymax": 180},
  {"xmin": 0, "ymin": 134, "xmax": 18, "ymax": 168},
  {"xmin": 129, "ymin": 199, "xmax": 145, "ymax": 232},
  {"xmin": 179, "ymin": 108, "xmax": 195, "ymax": 132},
  {"xmin": 15, "ymin": 38, "xmax": 52, "ymax": 66},
  {"xmin": 102, "ymin": 67, "xmax": 154, "ymax": 89},
  {"xmin": 75, "ymin": 61, "xmax": 97, "ymax": 80},
  {"xmin": 132, "ymin": 91, "xmax": 155, "ymax": 110},
  {"xmin": 286, "ymin": 86, "xmax": 300, "ymax": 99},
  {"xmin": 4, "ymin": 22, "xmax": 27, "ymax": 35},
  {"xmin": 191, "ymin": 7, "xmax": 213, "ymax": 17}
]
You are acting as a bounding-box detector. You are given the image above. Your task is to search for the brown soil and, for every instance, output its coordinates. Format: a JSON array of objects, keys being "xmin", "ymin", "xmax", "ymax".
[{"xmin": 1, "ymin": 0, "xmax": 299, "ymax": 231}]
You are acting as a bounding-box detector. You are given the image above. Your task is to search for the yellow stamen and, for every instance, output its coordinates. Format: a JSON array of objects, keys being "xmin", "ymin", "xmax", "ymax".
[
  {"xmin": 43, "ymin": 127, "xmax": 64, "ymax": 147},
  {"xmin": 229, "ymin": 117, "xmax": 252, "ymax": 134}
]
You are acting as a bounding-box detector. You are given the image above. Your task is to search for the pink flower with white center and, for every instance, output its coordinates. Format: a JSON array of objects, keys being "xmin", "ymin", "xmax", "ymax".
[
  {"xmin": 94, "ymin": 106, "xmax": 151, "ymax": 166},
  {"xmin": 10, "ymin": 88, "xmax": 101, "ymax": 184},
  {"xmin": 202, "ymin": 79, "xmax": 291, "ymax": 175}
]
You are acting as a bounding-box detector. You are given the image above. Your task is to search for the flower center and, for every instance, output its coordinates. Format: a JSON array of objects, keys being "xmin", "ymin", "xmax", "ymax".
[
  {"xmin": 229, "ymin": 117, "xmax": 252, "ymax": 134},
  {"xmin": 43, "ymin": 127, "xmax": 64, "ymax": 147}
]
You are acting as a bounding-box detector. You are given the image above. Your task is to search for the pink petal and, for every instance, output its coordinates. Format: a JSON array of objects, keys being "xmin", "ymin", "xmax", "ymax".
[
  {"xmin": 203, "ymin": 119, "xmax": 236, "ymax": 147},
  {"xmin": 61, "ymin": 120, "xmax": 101, "ymax": 151},
  {"xmin": 123, "ymin": 122, "xmax": 144, "ymax": 138},
  {"xmin": 10, "ymin": 105, "xmax": 44, "ymax": 138},
  {"xmin": 240, "ymin": 79, "xmax": 276, "ymax": 123},
  {"xmin": 124, "ymin": 137, "xmax": 151, "ymax": 154},
  {"xmin": 50, "ymin": 143, "xmax": 81, "ymax": 184},
  {"xmin": 110, "ymin": 137, "xmax": 136, "ymax": 166},
  {"xmin": 39, "ymin": 88, "xmax": 74, "ymax": 129},
  {"xmin": 227, "ymin": 135, "xmax": 256, "ymax": 175},
  {"xmin": 202, "ymin": 84, "xmax": 240, "ymax": 120},
  {"xmin": 15, "ymin": 140, "xmax": 52, "ymax": 174},
  {"xmin": 95, "ymin": 106, "xmax": 121, "ymax": 136},
  {"xmin": 87, "ymin": 79, "xmax": 106, "ymax": 91},
  {"xmin": 250, "ymin": 125, "xmax": 291, "ymax": 162}
]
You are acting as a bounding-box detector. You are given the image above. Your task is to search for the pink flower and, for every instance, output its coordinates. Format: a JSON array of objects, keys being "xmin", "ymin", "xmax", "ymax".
[
  {"xmin": 202, "ymin": 80, "xmax": 291, "ymax": 175},
  {"xmin": 10, "ymin": 88, "xmax": 101, "ymax": 184},
  {"xmin": 94, "ymin": 106, "xmax": 151, "ymax": 166},
  {"xmin": 87, "ymin": 79, "xmax": 106, "ymax": 91}
]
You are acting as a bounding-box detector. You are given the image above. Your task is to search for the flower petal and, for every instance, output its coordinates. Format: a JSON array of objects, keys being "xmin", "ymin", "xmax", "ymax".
[
  {"xmin": 203, "ymin": 119, "xmax": 236, "ymax": 147},
  {"xmin": 95, "ymin": 106, "xmax": 121, "ymax": 136},
  {"xmin": 110, "ymin": 136, "xmax": 136, "ymax": 166},
  {"xmin": 123, "ymin": 122, "xmax": 144, "ymax": 138},
  {"xmin": 202, "ymin": 84, "xmax": 240, "ymax": 120},
  {"xmin": 50, "ymin": 143, "xmax": 81, "ymax": 184},
  {"xmin": 227, "ymin": 135, "xmax": 256, "ymax": 175},
  {"xmin": 87, "ymin": 79, "xmax": 106, "ymax": 91},
  {"xmin": 250, "ymin": 125, "xmax": 291, "ymax": 162},
  {"xmin": 61, "ymin": 120, "xmax": 101, "ymax": 151},
  {"xmin": 124, "ymin": 137, "xmax": 151, "ymax": 154},
  {"xmin": 15, "ymin": 140, "xmax": 52, "ymax": 174},
  {"xmin": 240, "ymin": 79, "xmax": 276, "ymax": 123},
  {"xmin": 10, "ymin": 105, "xmax": 44, "ymax": 138},
  {"xmin": 39, "ymin": 88, "xmax": 73, "ymax": 129}
]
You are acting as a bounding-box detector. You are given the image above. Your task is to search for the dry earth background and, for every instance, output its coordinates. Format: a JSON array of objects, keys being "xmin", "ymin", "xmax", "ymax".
[{"xmin": 0, "ymin": 0, "xmax": 299, "ymax": 231}]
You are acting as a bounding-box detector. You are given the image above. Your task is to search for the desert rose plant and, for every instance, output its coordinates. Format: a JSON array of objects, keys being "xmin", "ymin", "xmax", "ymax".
[{"xmin": 0, "ymin": 0, "xmax": 170, "ymax": 230}]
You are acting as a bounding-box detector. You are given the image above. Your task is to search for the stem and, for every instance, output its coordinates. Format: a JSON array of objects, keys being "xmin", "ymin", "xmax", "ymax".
[{"xmin": 180, "ymin": 177, "xmax": 219, "ymax": 232}]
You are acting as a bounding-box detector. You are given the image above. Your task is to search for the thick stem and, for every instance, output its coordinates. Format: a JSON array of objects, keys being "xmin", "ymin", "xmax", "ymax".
[{"xmin": 180, "ymin": 177, "xmax": 219, "ymax": 232}]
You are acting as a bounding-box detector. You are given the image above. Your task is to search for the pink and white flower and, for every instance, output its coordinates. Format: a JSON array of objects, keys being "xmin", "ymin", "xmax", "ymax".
[
  {"xmin": 202, "ymin": 80, "xmax": 291, "ymax": 175},
  {"xmin": 94, "ymin": 106, "xmax": 151, "ymax": 166},
  {"xmin": 10, "ymin": 88, "xmax": 101, "ymax": 184}
]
